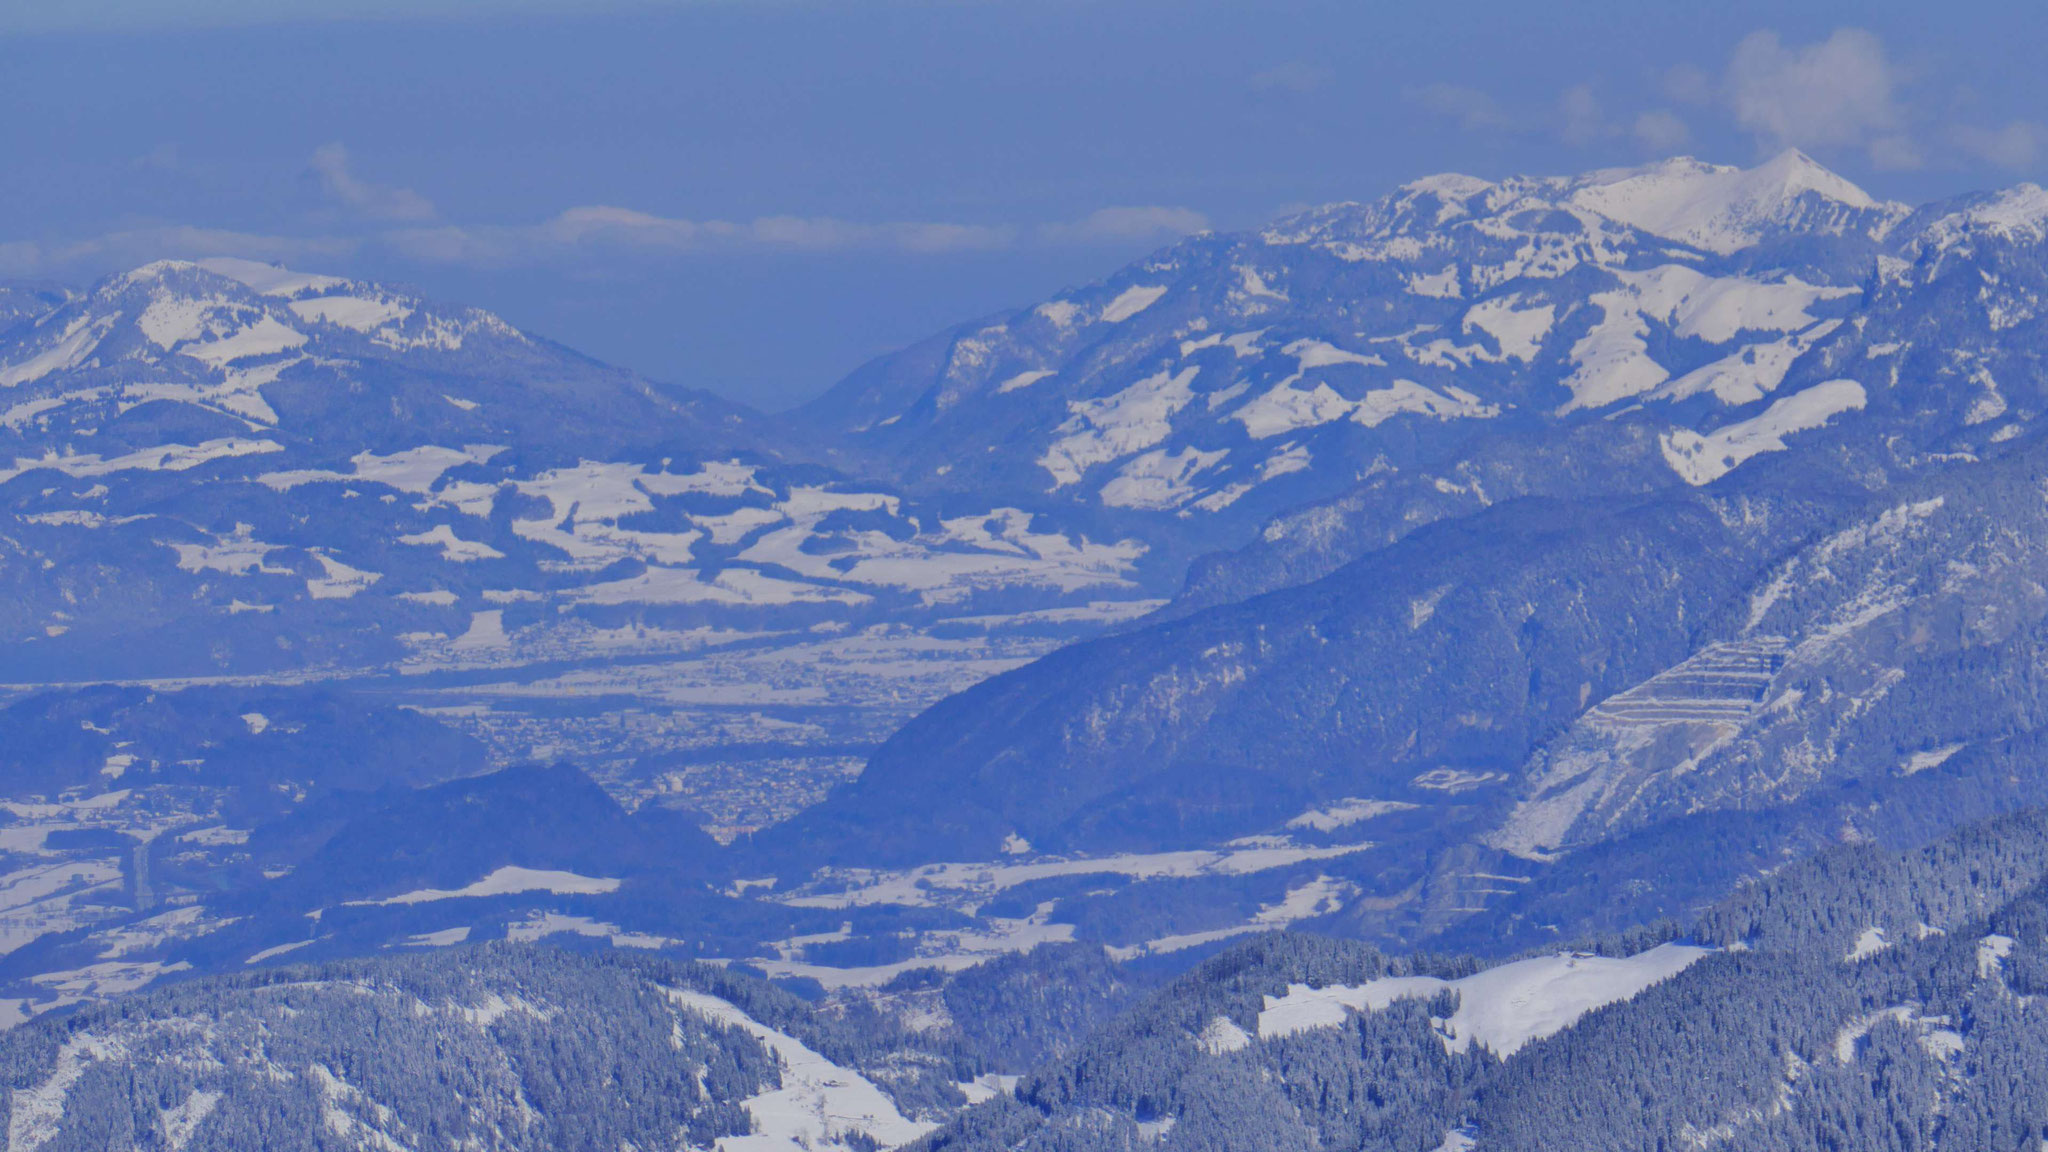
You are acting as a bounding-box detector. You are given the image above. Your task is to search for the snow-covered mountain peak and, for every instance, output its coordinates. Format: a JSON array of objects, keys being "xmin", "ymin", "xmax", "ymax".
[
  {"xmin": 1395, "ymin": 171, "xmax": 1495, "ymax": 209},
  {"xmin": 196, "ymin": 256, "xmax": 353, "ymax": 298},
  {"xmin": 0, "ymin": 258, "xmax": 762, "ymax": 461},
  {"xmin": 0, "ymin": 257, "xmax": 553, "ymax": 408},
  {"xmin": 1917, "ymin": 183, "xmax": 2048, "ymax": 250},
  {"xmin": 1265, "ymin": 152, "xmax": 1898, "ymax": 259},
  {"xmin": 1568, "ymin": 150, "xmax": 1902, "ymax": 254}
]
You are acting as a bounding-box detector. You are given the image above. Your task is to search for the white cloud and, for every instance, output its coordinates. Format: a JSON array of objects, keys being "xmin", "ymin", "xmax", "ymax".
[
  {"xmin": 387, "ymin": 209, "xmax": 1022, "ymax": 266},
  {"xmin": 1866, "ymin": 134, "xmax": 1923, "ymax": 172},
  {"xmin": 1406, "ymin": 84, "xmax": 1509, "ymax": 132},
  {"xmin": 1955, "ymin": 121, "xmax": 2045, "ymax": 171},
  {"xmin": 1662, "ymin": 64, "xmax": 1716, "ymax": 108},
  {"xmin": 0, "ymin": 199, "xmax": 1210, "ymax": 280},
  {"xmin": 394, "ymin": 203, "xmax": 1208, "ymax": 266},
  {"xmin": 1036, "ymin": 206, "xmax": 1210, "ymax": 244},
  {"xmin": 1724, "ymin": 28, "xmax": 1917, "ymax": 169},
  {"xmin": 0, "ymin": 225, "xmax": 357, "ymax": 279},
  {"xmin": 1559, "ymin": 84, "xmax": 1607, "ymax": 147},
  {"xmin": 1632, "ymin": 110, "xmax": 1691, "ymax": 152},
  {"xmin": 307, "ymin": 143, "xmax": 437, "ymax": 223},
  {"xmin": 1413, "ymin": 81, "xmax": 1686, "ymax": 156}
]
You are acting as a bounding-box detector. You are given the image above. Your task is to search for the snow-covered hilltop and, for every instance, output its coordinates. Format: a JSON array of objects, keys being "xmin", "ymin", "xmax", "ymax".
[{"xmin": 1565, "ymin": 149, "xmax": 1903, "ymax": 254}]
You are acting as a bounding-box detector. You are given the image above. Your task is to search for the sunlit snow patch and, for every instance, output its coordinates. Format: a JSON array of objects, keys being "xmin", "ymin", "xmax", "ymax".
[
  {"xmin": 1461, "ymin": 297, "xmax": 1555, "ymax": 361},
  {"xmin": 1286, "ymin": 798, "xmax": 1420, "ymax": 832},
  {"xmin": 996, "ymin": 369, "xmax": 1055, "ymax": 394},
  {"xmin": 1846, "ymin": 927, "xmax": 1891, "ymax": 962},
  {"xmin": 399, "ymin": 524, "xmax": 505, "ymax": 562},
  {"xmin": 786, "ymin": 843, "xmax": 1375, "ymax": 910},
  {"xmin": 305, "ymin": 552, "xmax": 381, "ymax": 600},
  {"xmin": 0, "ymin": 439, "xmax": 282, "ymax": 485},
  {"xmin": 1100, "ymin": 284, "xmax": 1167, "ymax": 323},
  {"xmin": 1039, "ymin": 367, "xmax": 1200, "ymax": 487},
  {"xmin": 1257, "ymin": 942, "xmax": 1712, "ymax": 1057},
  {"xmin": 348, "ymin": 865, "xmax": 620, "ymax": 906},
  {"xmin": 399, "ymin": 589, "xmax": 459, "ymax": 606},
  {"xmin": 1197, "ymin": 1016, "xmax": 1252, "ymax": 1055},
  {"xmin": 1112, "ymin": 875, "xmax": 1355, "ymax": 959},
  {"xmin": 1660, "ymin": 379, "xmax": 1865, "ymax": 485},
  {"xmin": 667, "ymin": 989, "xmax": 938, "ymax": 1152}
]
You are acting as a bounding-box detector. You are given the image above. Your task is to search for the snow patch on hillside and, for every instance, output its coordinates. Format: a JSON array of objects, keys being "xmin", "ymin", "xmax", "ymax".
[
  {"xmin": 786, "ymin": 842, "xmax": 1376, "ymax": 910},
  {"xmin": 167, "ymin": 523, "xmax": 292, "ymax": 576},
  {"xmin": 1112, "ymin": 874, "xmax": 1356, "ymax": 959},
  {"xmin": 306, "ymin": 552, "xmax": 381, "ymax": 599},
  {"xmin": 1461, "ymin": 297, "xmax": 1555, "ymax": 361},
  {"xmin": 1657, "ymin": 322, "xmax": 1840, "ymax": 406},
  {"xmin": 0, "ymin": 315, "xmax": 108, "ymax": 388},
  {"xmin": 0, "ymin": 438, "xmax": 282, "ymax": 485},
  {"xmin": 1198, "ymin": 1015, "xmax": 1252, "ymax": 1055},
  {"xmin": 261, "ymin": 445, "xmax": 505, "ymax": 503},
  {"xmin": 288, "ymin": 295, "xmax": 414, "ymax": 332},
  {"xmin": 1287, "ymin": 798, "xmax": 1420, "ymax": 832},
  {"xmin": 1660, "ymin": 379, "xmax": 1866, "ymax": 485},
  {"xmin": 1258, "ymin": 942, "xmax": 1712, "ymax": 1056},
  {"xmin": 1100, "ymin": 446, "xmax": 1229, "ymax": 510},
  {"xmin": 399, "ymin": 524, "xmax": 505, "ymax": 562},
  {"xmin": 1040, "ymin": 367, "xmax": 1200, "ymax": 486},
  {"xmin": 349, "ymin": 865, "xmax": 620, "ymax": 906},
  {"xmin": 1846, "ymin": 926, "xmax": 1891, "ymax": 962},
  {"xmin": 1236, "ymin": 377, "xmax": 1495, "ymax": 439},
  {"xmin": 1100, "ymin": 284, "xmax": 1167, "ymax": 323},
  {"xmin": 197, "ymin": 257, "xmax": 349, "ymax": 297},
  {"xmin": 996, "ymin": 369, "xmax": 1055, "ymax": 394},
  {"xmin": 668, "ymin": 988, "xmax": 938, "ymax": 1152}
]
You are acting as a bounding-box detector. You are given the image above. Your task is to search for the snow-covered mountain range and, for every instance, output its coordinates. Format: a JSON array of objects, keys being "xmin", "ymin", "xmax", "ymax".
[
  {"xmin": 0, "ymin": 257, "xmax": 1159, "ymax": 684},
  {"xmin": 799, "ymin": 152, "xmax": 1901, "ymax": 556},
  {"xmin": 9, "ymin": 148, "xmax": 2048, "ymax": 1059},
  {"xmin": 766, "ymin": 150, "xmax": 2048, "ymax": 962}
]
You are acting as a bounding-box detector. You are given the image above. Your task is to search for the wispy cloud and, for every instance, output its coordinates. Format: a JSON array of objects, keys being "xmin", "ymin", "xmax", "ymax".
[
  {"xmin": 0, "ymin": 200, "xmax": 1209, "ymax": 281},
  {"xmin": 1036, "ymin": 206, "xmax": 1210, "ymax": 245},
  {"xmin": 1410, "ymin": 79, "xmax": 1693, "ymax": 155},
  {"xmin": 1557, "ymin": 85, "xmax": 1608, "ymax": 147},
  {"xmin": 1715, "ymin": 28, "xmax": 2042, "ymax": 174},
  {"xmin": 306, "ymin": 143, "xmax": 438, "ymax": 223},
  {"xmin": 1954, "ymin": 121, "xmax": 2046, "ymax": 171},
  {"xmin": 386, "ymin": 208, "xmax": 1019, "ymax": 266},
  {"xmin": 1405, "ymin": 84, "xmax": 1510, "ymax": 133},
  {"xmin": 1725, "ymin": 29, "xmax": 1918, "ymax": 169},
  {"xmin": 0, "ymin": 226, "xmax": 358, "ymax": 280},
  {"xmin": 387, "ymin": 204, "xmax": 1207, "ymax": 267},
  {"xmin": 1631, "ymin": 110, "xmax": 1691, "ymax": 153},
  {"xmin": 1404, "ymin": 27, "xmax": 2040, "ymax": 178}
]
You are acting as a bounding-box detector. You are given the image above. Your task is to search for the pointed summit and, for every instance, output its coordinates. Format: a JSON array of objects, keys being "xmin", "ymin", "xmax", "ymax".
[{"xmin": 1568, "ymin": 149, "xmax": 1904, "ymax": 254}]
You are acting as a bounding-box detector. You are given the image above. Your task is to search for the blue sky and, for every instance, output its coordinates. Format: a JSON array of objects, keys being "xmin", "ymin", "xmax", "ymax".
[{"xmin": 3, "ymin": 0, "xmax": 2044, "ymax": 409}]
